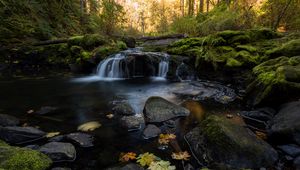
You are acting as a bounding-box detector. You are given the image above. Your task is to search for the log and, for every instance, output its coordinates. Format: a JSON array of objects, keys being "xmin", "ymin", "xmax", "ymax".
[
  {"xmin": 32, "ymin": 38, "xmax": 69, "ymax": 46},
  {"xmin": 137, "ymin": 34, "xmax": 187, "ymax": 42}
]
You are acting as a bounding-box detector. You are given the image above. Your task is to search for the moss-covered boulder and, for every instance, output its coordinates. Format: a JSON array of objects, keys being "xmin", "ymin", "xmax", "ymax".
[
  {"xmin": 0, "ymin": 140, "xmax": 52, "ymax": 170},
  {"xmin": 267, "ymin": 39, "xmax": 300, "ymax": 58},
  {"xmin": 185, "ymin": 115, "xmax": 278, "ymax": 169},
  {"xmin": 167, "ymin": 29, "xmax": 277, "ymax": 70},
  {"xmin": 247, "ymin": 56, "xmax": 300, "ymax": 106}
]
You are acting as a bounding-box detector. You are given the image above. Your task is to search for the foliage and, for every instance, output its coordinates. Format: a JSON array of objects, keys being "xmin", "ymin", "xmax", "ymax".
[
  {"xmin": 169, "ymin": 16, "xmax": 198, "ymax": 36},
  {"xmin": 46, "ymin": 132, "xmax": 60, "ymax": 138},
  {"xmin": 171, "ymin": 151, "xmax": 191, "ymax": 161},
  {"xmin": 137, "ymin": 152, "xmax": 160, "ymax": 167},
  {"xmin": 158, "ymin": 134, "xmax": 176, "ymax": 145},
  {"xmin": 148, "ymin": 160, "xmax": 176, "ymax": 170},
  {"xmin": 77, "ymin": 121, "xmax": 101, "ymax": 132},
  {"xmin": 119, "ymin": 152, "xmax": 137, "ymax": 162}
]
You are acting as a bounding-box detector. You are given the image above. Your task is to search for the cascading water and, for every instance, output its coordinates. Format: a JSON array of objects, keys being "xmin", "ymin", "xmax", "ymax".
[
  {"xmin": 95, "ymin": 49, "xmax": 169, "ymax": 80},
  {"xmin": 96, "ymin": 53, "xmax": 127, "ymax": 79},
  {"xmin": 157, "ymin": 55, "xmax": 169, "ymax": 78}
]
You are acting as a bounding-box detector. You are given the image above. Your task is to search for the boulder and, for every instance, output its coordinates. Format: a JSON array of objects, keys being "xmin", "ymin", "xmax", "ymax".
[
  {"xmin": 143, "ymin": 96, "xmax": 190, "ymax": 123},
  {"xmin": 120, "ymin": 116, "xmax": 144, "ymax": 131},
  {"xmin": 65, "ymin": 132, "xmax": 94, "ymax": 147},
  {"xmin": 294, "ymin": 156, "xmax": 300, "ymax": 169},
  {"xmin": 247, "ymin": 56, "xmax": 300, "ymax": 106},
  {"xmin": 0, "ymin": 140, "xmax": 52, "ymax": 170},
  {"xmin": 269, "ymin": 101, "xmax": 300, "ymax": 145},
  {"xmin": 0, "ymin": 126, "xmax": 46, "ymax": 144},
  {"xmin": 106, "ymin": 163, "xmax": 144, "ymax": 170},
  {"xmin": 142, "ymin": 124, "xmax": 161, "ymax": 139},
  {"xmin": 122, "ymin": 37, "xmax": 136, "ymax": 48},
  {"xmin": 267, "ymin": 39, "xmax": 300, "ymax": 58},
  {"xmin": 185, "ymin": 115, "xmax": 278, "ymax": 169},
  {"xmin": 277, "ymin": 144, "xmax": 300, "ymax": 157},
  {"xmin": 240, "ymin": 107, "xmax": 276, "ymax": 130},
  {"xmin": 35, "ymin": 106, "xmax": 58, "ymax": 115},
  {"xmin": 0, "ymin": 114, "xmax": 19, "ymax": 126},
  {"xmin": 39, "ymin": 142, "xmax": 76, "ymax": 162},
  {"xmin": 112, "ymin": 103, "xmax": 135, "ymax": 116}
]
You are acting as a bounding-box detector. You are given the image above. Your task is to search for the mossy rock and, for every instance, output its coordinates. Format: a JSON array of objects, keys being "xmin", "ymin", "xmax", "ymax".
[
  {"xmin": 68, "ymin": 34, "xmax": 107, "ymax": 49},
  {"xmin": 185, "ymin": 115, "xmax": 278, "ymax": 169},
  {"xmin": 0, "ymin": 140, "xmax": 52, "ymax": 170},
  {"xmin": 267, "ymin": 39, "xmax": 300, "ymax": 58},
  {"xmin": 247, "ymin": 56, "xmax": 300, "ymax": 105}
]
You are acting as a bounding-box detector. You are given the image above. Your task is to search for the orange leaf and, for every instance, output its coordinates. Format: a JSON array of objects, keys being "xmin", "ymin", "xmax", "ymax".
[
  {"xmin": 119, "ymin": 152, "xmax": 137, "ymax": 162},
  {"xmin": 171, "ymin": 151, "xmax": 191, "ymax": 161},
  {"xmin": 158, "ymin": 134, "xmax": 176, "ymax": 145}
]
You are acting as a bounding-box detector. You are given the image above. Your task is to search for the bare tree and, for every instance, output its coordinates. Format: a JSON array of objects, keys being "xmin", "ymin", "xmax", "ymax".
[
  {"xmin": 199, "ymin": 0, "xmax": 204, "ymax": 13},
  {"xmin": 206, "ymin": 0, "xmax": 209, "ymax": 12},
  {"xmin": 181, "ymin": 0, "xmax": 185, "ymax": 16},
  {"xmin": 273, "ymin": 0, "xmax": 293, "ymax": 30},
  {"xmin": 188, "ymin": 0, "xmax": 195, "ymax": 16}
]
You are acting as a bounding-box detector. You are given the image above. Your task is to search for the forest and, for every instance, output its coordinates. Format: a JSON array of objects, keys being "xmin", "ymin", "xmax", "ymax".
[{"xmin": 0, "ymin": 0, "xmax": 300, "ymax": 170}]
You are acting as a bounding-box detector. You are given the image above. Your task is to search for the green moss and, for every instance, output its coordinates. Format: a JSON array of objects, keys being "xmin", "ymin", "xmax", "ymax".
[
  {"xmin": 267, "ymin": 39, "xmax": 300, "ymax": 58},
  {"xmin": 81, "ymin": 51, "xmax": 92, "ymax": 60},
  {"xmin": 236, "ymin": 45, "xmax": 257, "ymax": 53},
  {"xmin": 228, "ymin": 34, "xmax": 251, "ymax": 44},
  {"xmin": 93, "ymin": 46, "xmax": 118, "ymax": 60},
  {"xmin": 226, "ymin": 58, "xmax": 242, "ymax": 67},
  {"xmin": 70, "ymin": 45, "xmax": 83, "ymax": 54},
  {"xmin": 0, "ymin": 143, "xmax": 51, "ymax": 170},
  {"xmin": 116, "ymin": 41, "xmax": 127, "ymax": 50},
  {"xmin": 248, "ymin": 28, "xmax": 281, "ymax": 40},
  {"xmin": 68, "ymin": 34, "xmax": 106, "ymax": 49},
  {"xmin": 216, "ymin": 30, "xmax": 244, "ymax": 39}
]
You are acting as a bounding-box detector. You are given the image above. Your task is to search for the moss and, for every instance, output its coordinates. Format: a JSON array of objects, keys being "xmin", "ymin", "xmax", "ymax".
[
  {"xmin": 0, "ymin": 143, "xmax": 51, "ymax": 170},
  {"xmin": 228, "ymin": 34, "xmax": 251, "ymax": 44},
  {"xmin": 236, "ymin": 45, "xmax": 257, "ymax": 53},
  {"xmin": 80, "ymin": 51, "xmax": 92, "ymax": 60},
  {"xmin": 68, "ymin": 34, "xmax": 106, "ymax": 49},
  {"xmin": 267, "ymin": 39, "xmax": 300, "ymax": 58},
  {"xmin": 93, "ymin": 46, "xmax": 118, "ymax": 60},
  {"xmin": 226, "ymin": 58, "xmax": 242, "ymax": 67},
  {"xmin": 116, "ymin": 41, "xmax": 127, "ymax": 50},
  {"xmin": 248, "ymin": 28, "xmax": 281, "ymax": 40},
  {"xmin": 70, "ymin": 45, "xmax": 83, "ymax": 54},
  {"xmin": 216, "ymin": 30, "xmax": 244, "ymax": 39}
]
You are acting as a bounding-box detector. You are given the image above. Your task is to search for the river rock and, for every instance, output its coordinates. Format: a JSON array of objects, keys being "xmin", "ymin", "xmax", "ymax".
[
  {"xmin": 35, "ymin": 106, "xmax": 58, "ymax": 115},
  {"xmin": 294, "ymin": 156, "xmax": 300, "ymax": 169},
  {"xmin": 0, "ymin": 114, "xmax": 20, "ymax": 126},
  {"xmin": 39, "ymin": 142, "xmax": 76, "ymax": 162},
  {"xmin": 142, "ymin": 124, "xmax": 161, "ymax": 139},
  {"xmin": 0, "ymin": 126, "xmax": 46, "ymax": 144},
  {"xmin": 65, "ymin": 132, "xmax": 94, "ymax": 147},
  {"xmin": 269, "ymin": 101, "xmax": 300, "ymax": 145},
  {"xmin": 143, "ymin": 96, "xmax": 190, "ymax": 123},
  {"xmin": 120, "ymin": 116, "xmax": 144, "ymax": 131},
  {"xmin": 240, "ymin": 107, "xmax": 276, "ymax": 130},
  {"xmin": 112, "ymin": 102, "xmax": 135, "ymax": 116},
  {"xmin": 277, "ymin": 144, "xmax": 300, "ymax": 157},
  {"xmin": 107, "ymin": 163, "xmax": 144, "ymax": 170},
  {"xmin": 185, "ymin": 115, "xmax": 278, "ymax": 169}
]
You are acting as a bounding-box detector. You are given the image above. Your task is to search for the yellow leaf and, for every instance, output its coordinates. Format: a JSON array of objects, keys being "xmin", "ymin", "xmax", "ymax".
[
  {"xmin": 137, "ymin": 152, "xmax": 160, "ymax": 167},
  {"xmin": 171, "ymin": 151, "xmax": 191, "ymax": 161},
  {"xmin": 27, "ymin": 109, "xmax": 34, "ymax": 114},
  {"xmin": 119, "ymin": 152, "xmax": 137, "ymax": 162},
  {"xmin": 77, "ymin": 121, "xmax": 101, "ymax": 132},
  {"xmin": 46, "ymin": 132, "xmax": 60, "ymax": 138},
  {"xmin": 106, "ymin": 113, "xmax": 114, "ymax": 119},
  {"xmin": 158, "ymin": 134, "xmax": 176, "ymax": 145}
]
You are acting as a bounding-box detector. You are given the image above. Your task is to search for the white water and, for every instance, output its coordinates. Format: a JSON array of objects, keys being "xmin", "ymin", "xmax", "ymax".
[
  {"xmin": 94, "ymin": 49, "xmax": 169, "ymax": 80},
  {"xmin": 96, "ymin": 53, "xmax": 127, "ymax": 79}
]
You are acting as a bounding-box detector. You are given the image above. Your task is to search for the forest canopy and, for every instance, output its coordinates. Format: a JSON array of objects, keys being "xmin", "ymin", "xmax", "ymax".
[{"xmin": 0, "ymin": 0, "xmax": 299, "ymax": 44}]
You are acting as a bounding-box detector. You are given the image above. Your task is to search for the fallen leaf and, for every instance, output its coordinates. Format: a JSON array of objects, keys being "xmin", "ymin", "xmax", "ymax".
[
  {"xmin": 119, "ymin": 152, "xmax": 137, "ymax": 162},
  {"xmin": 148, "ymin": 160, "xmax": 175, "ymax": 170},
  {"xmin": 158, "ymin": 134, "xmax": 176, "ymax": 145},
  {"xmin": 226, "ymin": 114, "xmax": 234, "ymax": 119},
  {"xmin": 137, "ymin": 152, "xmax": 160, "ymax": 167},
  {"xmin": 256, "ymin": 131, "xmax": 267, "ymax": 140},
  {"xmin": 27, "ymin": 109, "xmax": 34, "ymax": 114},
  {"xmin": 46, "ymin": 132, "xmax": 60, "ymax": 138},
  {"xmin": 106, "ymin": 113, "xmax": 114, "ymax": 119},
  {"xmin": 171, "ymin": 151, "xmax": 191, "ymax": 161},
  {"xmin": 22, "ymin": 123, "xmax": 28, "ymax": 127},
  {"xmin": 77, "ymin": 121, "xmax": 101, "ymax": 132}
]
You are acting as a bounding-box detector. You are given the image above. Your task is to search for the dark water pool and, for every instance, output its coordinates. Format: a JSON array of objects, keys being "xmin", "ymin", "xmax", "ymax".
[{"xmin": 1, "ymin": 75, "xmax": 211, "ymax": 169}]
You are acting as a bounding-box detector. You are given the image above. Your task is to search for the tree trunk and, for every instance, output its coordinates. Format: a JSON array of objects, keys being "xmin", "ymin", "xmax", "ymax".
[
  {"xmin": 181, "ymin": 0, "xmax": 185, "ymax": 16},
  {"xmin": 199, "ymin": 0, "xmax": 204, "ymax": 13},
  {"xmin": 206, "ymin": 0, "xmax": 209, "ymax": 12},
  {"xmin": 273, "ymin": 0, "xmax": 293, "ymax": 30},
  {"xmin": 188, "ymin": 0, "xmax": 195, "ymax": 16}
]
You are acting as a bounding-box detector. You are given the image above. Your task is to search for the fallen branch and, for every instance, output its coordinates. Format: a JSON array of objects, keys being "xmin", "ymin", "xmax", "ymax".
[{"xmin": 32, "ymin": 38, "xmax": 69, "ymax": 46}]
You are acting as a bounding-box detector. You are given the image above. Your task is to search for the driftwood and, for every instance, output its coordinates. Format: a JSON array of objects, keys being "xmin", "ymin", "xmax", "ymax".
[
  {"xmin": 32, "ymin": 38, "xmax": 69, "ymax": 46},
  {"xmin": 137, "ymin": 34, "xmax": 187, "ymax": 42}
]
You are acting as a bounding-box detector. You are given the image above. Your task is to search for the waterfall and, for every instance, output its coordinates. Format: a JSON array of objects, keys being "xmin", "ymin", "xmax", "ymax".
[
  {"xmin": 96, "ymin": 49, "xmax": 169, "ymax": 80},
  {"xmin": 96, "ymin": 53, "xmax": 127, "ymax": 79},
  {"xmin": 158, "ymin": 60, "xmax": 169, "ymax": 78}
]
